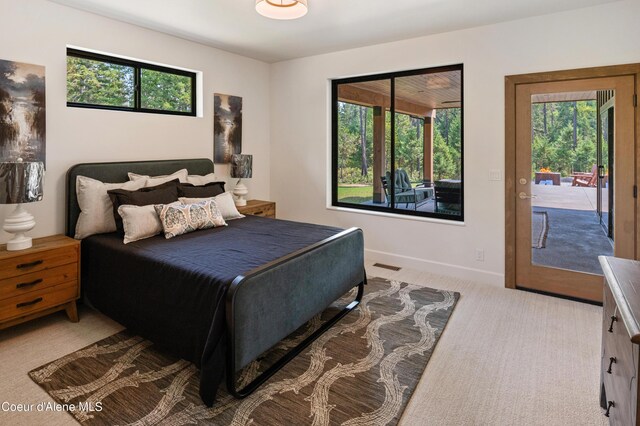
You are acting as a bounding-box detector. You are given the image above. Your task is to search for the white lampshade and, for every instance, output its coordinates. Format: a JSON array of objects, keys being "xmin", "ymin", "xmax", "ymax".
[{"xmin": 256, "ymin": 0, "xmax": 308, "ymax": 20}]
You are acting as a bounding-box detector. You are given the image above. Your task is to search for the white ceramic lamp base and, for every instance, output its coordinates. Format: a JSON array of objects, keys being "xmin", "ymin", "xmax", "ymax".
[
  {"xmin": 233, "ymin": 182, "xmax": 249, "ymax": 206},
  {"xmin": 3, "ymin": 204, "xmax": 35, "ymax": 251}
]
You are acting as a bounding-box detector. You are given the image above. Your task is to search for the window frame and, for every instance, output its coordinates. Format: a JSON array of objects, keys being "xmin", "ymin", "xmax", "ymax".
[
  {"xmin": 66, "ymin": 48, "xmax": 197, "ymax": 117},
  {"xmin": 331, "ymin": 64, "xmax": 464, "ymax": 221}
]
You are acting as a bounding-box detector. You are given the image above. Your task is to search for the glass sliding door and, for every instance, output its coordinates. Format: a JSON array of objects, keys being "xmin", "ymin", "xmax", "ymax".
[{"xmin": 598, "ymin": 100, "xmax": 614, "ymax": 238}]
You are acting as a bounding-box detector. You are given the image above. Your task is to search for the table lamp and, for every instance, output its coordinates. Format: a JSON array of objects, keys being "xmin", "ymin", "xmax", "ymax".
[
  {"xmin": 230, "ymin": 154, "xmax": 252, "ymax": 206},
  {"xmin": 0, "ymin": 159, "xmax": 44, "ymax": 250}
]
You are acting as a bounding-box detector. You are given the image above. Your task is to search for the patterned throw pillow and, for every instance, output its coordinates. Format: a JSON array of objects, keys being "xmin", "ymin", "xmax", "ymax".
[
  {"xmin": 179, "ymin": 192, "xmax": 244, "ymax": 221},
  {"xmin": 154, "ymin": 200, "xmax": 227, "ymax": 239}
]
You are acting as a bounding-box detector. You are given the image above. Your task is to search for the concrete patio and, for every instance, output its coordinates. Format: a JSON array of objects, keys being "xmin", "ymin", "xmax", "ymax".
[{"xmin": 531, "ymin": 182, "xmax": 605, "ymax": 211}]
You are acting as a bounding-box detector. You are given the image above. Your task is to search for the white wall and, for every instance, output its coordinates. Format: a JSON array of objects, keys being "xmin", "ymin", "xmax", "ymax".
[
  {"xmin": 269, "ymin": 0, "xmax": 640, "ymax": 285},
  {"xmin": 0, "ymin": 0, "xmax": 271, "ymax": 243}
]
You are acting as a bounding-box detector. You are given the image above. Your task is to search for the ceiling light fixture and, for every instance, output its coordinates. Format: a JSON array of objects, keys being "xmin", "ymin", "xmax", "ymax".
[{"xmin": 255, "ymin": 0, "xmax": 308, "ymax": 20}]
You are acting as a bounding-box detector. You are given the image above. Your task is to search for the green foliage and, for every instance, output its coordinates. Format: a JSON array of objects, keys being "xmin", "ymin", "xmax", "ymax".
[
  {"xmin": 339, "ymin": 167, "xmax": 374, "ymax": 185},
  {"xmin": 336, "ymin": 101, "xmax": 462, "ymax": 188},
  {"xmin": 574, "ymin": 137, "xmax": 596, "ymax": 173},
  {"xmin": 531, "ymin": 101, "xmax": 597, "ymax": 175},
  {"xmin": 531, "ymin": 134, "xmax": 556, "ymax": 172},
  {"xmin": 66, "ymin": 57, "xmax": 192, "ymax": 113},
  {"xmin": 141, "ymin": 69, "xmax": 192, "ymax": 112},
  {"xmin": 433, "ymin": 109, "xmax": 461, "ymax": 180},
  {"xmin": 394, "ymin": 114, "xmax": 424, "ymax": 181},
  {"xmin": 432, "ymin": 129, "xmax": 457, "ymax": 180},
  {"xmin": 67, "ymin": 57, "xmax": 134, "ymax": 107}
]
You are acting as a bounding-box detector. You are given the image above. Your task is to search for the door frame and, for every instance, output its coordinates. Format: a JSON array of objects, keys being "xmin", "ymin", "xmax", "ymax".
[{"xmin": 505, "ymin": 64, "xmax": 640, "ymax": 291}]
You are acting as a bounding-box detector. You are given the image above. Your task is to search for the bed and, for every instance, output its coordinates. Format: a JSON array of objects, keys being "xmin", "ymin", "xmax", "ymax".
[{"xmin": 65, "ymin": 158, "xmax": 365, "ymax": 406}]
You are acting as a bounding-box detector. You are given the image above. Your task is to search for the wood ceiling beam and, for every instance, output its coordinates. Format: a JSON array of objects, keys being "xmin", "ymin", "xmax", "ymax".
[{"xmin": 338, "ymin": 84, "xmax": 433, "ymax": 117}]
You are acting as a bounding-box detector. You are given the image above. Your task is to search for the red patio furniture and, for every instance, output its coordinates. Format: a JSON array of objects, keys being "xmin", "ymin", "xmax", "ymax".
[{"xmin": 571, "ymin": 165, "xmax": 598, "ymax": 187}]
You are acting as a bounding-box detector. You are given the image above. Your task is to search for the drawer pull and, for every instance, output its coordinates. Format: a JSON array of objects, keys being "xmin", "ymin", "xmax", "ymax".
[
  {"xmin": 16, "ymin": 297, "xmax": 43, "ymax": 308},
  {"xmin": 16, "ymin": 260, "xmax": 43, "ymax": 270},
  {"xmin": 608, "ymin": 315, "xmax": 618, "ymax": 332},
  {"xmin": 253, "ymin": 211, "xmax": 264, "ymax": 215},
  {"xmin": 16, "ymin": 278, "xmax": 43, "ymax": 289},
  {"xmin": 607, "ymin": 357, "xmax": 617, "ymax": 374},
  {"xmin": 605, "ymin": 401, "xmax": 615, "ymax": 417}
]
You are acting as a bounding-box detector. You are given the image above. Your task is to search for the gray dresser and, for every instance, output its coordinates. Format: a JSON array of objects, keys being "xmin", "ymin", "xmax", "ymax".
[{"xmin": 599, "ymin": 256, "xmax": 640, "ymax": 425}]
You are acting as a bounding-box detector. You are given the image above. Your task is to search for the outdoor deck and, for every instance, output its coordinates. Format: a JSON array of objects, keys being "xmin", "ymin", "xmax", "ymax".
[
  {"xmin": 361, "ymin": 198, "xmax": 437, "ymax": 213},
  {"xmin": 530, "ymin": 182, "xmax": 611, "ymax": 275}
]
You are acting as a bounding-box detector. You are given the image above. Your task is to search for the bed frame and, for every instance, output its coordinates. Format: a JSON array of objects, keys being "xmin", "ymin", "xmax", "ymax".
[{"xmin": 66, "ymin": 158, "xmax": 366, "ymax": 401}]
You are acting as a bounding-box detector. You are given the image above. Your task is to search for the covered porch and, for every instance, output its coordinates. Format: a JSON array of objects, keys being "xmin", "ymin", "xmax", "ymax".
[{"xmin": 336, "ymin": 69, "xmax": 461, "ymax": 213}]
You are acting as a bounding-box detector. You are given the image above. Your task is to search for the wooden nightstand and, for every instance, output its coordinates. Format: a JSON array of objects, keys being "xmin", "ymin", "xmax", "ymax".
[
  {"xmin": 237, "ymin": 200, "xmax": 276, "ymax": 218},
  {"xmin": 0, "ymin": 235, "xmax": 80, "ymax": 330}
]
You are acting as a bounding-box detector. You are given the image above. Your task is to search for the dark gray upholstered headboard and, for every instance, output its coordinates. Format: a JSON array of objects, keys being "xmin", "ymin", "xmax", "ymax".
[{"xmin": 66, "ymin": 158, "xmax": 214, "ymax": 238}]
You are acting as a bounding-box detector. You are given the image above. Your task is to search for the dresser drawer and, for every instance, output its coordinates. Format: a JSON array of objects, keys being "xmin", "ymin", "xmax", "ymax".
[
  {"xmin": 602, "ymin": 360, "xmax": 636, "ymax": 425},
  {"xmin": 602, "ymin": 327, "xmax": 637, "ymax": 424},
  {"xmin": 0, "ymin": 281, "xmax": 78, "ymax": 322},
  {"xmin": 0, "ymin": 263, "xmax": 78, "ymax": 300},
  {"xmin": 0, "ymin": 245, "xmax": 78, "ymax": 280},
  {"xmin": 601, "ymin": 268, "xmax": 640, "ymax": 425},
  {"xmin": 603, "ymin": 286, "xmax": 636, "ymax": 378}
]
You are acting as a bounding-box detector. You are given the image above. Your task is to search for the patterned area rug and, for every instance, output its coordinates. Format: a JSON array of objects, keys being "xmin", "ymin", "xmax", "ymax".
[
  {"xmin": 532, "ymin": 211, "xmax": 549, "ymax": 249},
  {"xmin": 29, "ymin": 277, "xmax": 459, "ymax": 425}
]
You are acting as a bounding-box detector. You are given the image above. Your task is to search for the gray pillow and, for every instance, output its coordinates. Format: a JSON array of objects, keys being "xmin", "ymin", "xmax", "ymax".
[{"xmin": 118, "ymin": 202, "xmax": 181, "ymax": 244}]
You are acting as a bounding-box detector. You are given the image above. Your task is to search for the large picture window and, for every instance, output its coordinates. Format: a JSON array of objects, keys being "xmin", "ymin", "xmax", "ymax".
[
  {"xmin": 332, "ymin": 65, "xmax": 463, "ymax": 220},
  {"xmin": 66, "ymin": 48, "xmax": 196, "ymax": 116}
]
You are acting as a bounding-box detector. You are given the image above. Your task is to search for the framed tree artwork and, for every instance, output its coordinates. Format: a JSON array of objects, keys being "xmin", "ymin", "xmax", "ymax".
[
  {"xmin": 0, "ymin": 59, "xmax": 46, "ymax": 165},
  {"xmin": 214, "ymin": 93, "xmax": 242, "ymax": 164}
]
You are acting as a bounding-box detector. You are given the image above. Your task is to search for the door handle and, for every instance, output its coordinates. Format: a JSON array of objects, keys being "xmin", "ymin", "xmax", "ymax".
[{"xmin": 518, "ymin": 192, "xmax": 537, "ymax": 199}]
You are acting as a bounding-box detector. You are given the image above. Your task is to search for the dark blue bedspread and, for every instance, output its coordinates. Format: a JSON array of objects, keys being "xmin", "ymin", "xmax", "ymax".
[{"xmin": 81, "ymin": 215, "xmax": 342, "ymax": 405}]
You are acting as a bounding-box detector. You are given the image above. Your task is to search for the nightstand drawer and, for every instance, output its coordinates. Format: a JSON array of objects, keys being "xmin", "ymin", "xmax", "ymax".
[
  {"xmin": 0, "ymin": 281, "xmax": 78, "ymax": 322},
  {"xmin": 247, "ymin": 205, "xmax": 275, "ymax": 218},
  {"xmin": 0, "ymin": 245, "xmax": 77, "ymax": 279},
  {"xmin": 238, "ymin": 200, "xmax": 276, "ymax": 218},
  {"xmin": 0, "ymin": 263, "xmax": 78, "ymax": 300}
]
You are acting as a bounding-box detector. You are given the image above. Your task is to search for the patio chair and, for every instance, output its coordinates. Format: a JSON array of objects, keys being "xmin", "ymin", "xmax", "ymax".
[
  {"xmin": 381, "ymin": 169, "xmax": 432, "ymax": 210},
  {"xmin": 571, "ymin": 165, "xmax": 598, "ymax": 187},
  {"xmin": 434, "ymin": 180, "xmax": 462, "ymax": 215}
]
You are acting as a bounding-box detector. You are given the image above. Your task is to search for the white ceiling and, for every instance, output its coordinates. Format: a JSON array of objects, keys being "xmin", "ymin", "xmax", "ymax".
[{"xmin": 49, "ymin": 0, "xmax": 619, "ymax": 63}]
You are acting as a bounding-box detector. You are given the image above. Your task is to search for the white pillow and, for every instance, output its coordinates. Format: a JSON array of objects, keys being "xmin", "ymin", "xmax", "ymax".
[
  {"xmin": 75, "ymin": 176, "xmax": 147, "ymax": 239},
  {"xmin": 118, "ymin": 202, "xmax": 180, "ymax": 244},
  {"xmin": 185, "ymin": 173, "xmax": 219, "ymax": 185},
  {"xmin": 128, "ymin": 169, "xmax": 189, "ymax": 187},
  {"xmin": 179, "ymin": 192, "xmax": 244, "ymax": 221}
]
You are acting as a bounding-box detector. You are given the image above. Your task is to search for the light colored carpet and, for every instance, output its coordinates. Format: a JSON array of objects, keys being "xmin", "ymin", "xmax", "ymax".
[{"xmin": 0, "ymin": 262, "xmax": 606, "ymax": 425}]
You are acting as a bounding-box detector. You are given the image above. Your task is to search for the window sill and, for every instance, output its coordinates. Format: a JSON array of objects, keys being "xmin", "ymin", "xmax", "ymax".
[{"xmin": 325, "ymin": 205, "xmax": 465, "ymax": 226}]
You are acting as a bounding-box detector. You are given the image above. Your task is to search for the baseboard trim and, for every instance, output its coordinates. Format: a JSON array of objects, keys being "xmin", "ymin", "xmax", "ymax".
[{"xmin": 365, "ymin": 249, "xmax": 504, "ymax": 287}]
